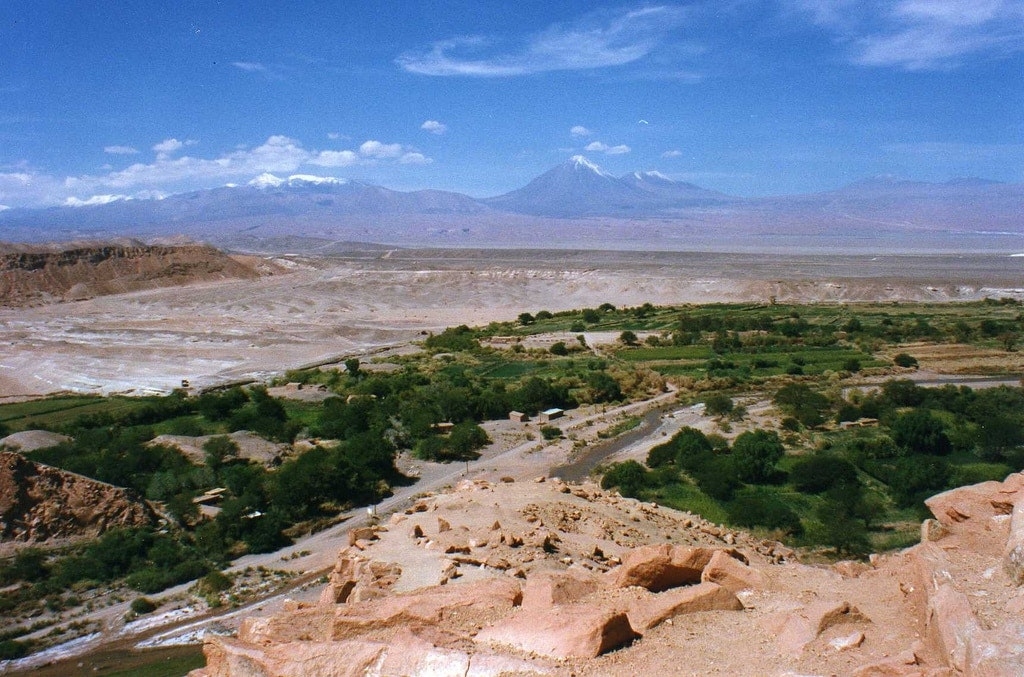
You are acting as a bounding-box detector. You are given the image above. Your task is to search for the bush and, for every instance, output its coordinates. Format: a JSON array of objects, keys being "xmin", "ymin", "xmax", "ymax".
[
  {"xmin": 0, "ymin": 640, "xmax": 29, "ymax": 660},
  {"xmin": 727, "ymin": 488, "xmax": 803, "ymax": 535},
  {"xmin": 893, "ymin": 353, "xmax": 919, "ymax": 369},
  {"xmin": 703, "ymin": 393, "xmax": 733, "ymax": 417},
  {"xmin": 549, "ymin": 341, "xmax": 569, "ymax": 356},
  {"xmin": 601, "ymin": 460, "xmax": 647, "ymax": 498},
  {"xmin": 130, "ymin": 597, "xmax": 157, "ymax": 614},
  {"xmin": 540, "ymin": 426, "xmax": 562, "ymax": 440},
  {"xmin": 197, "ymin": 570, "xmax": 233, "ymax": 595}
]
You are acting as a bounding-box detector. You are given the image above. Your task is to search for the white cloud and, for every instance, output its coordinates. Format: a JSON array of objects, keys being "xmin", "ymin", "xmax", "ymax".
[
  {"xmin": 104, "ymin": 145, "xmax": 138, "ymax": 155},
  {"xmin": 570, "ymin": 125, "xmax": 592, "ymax": 137},
  {"xmin": 585, "ymin": 141, "xmax": 631, "ymax": 155},
  {"xmin": 396, "ymin": 5, "xmax": 689, "ymax": 76},
  {"xmin": 309, "ymin": 149, "xmax": 359, "ymax": 167},
  {"xmin": 662, "ymin": 149, "xmax": 684, "ymax": 158},
  {"xmin": 789, "ymin": 0, "xmax": 1024, "ymax": 69},
  {"xmin": 399, "ymin": 152, "xmax": 432, "ymax": 165},
  {"xmin": 359, "ymin": 140, "xmax": 404, "ymax": 158},
  {"xmin": 327, "ymin": 132, "xmax": 341, "ymax": 140},
  {"xmin": 421, "ymin": 120, "xmax": 447, "ymax": 135},
  {"xmin": 232, "ymin": 61, "xmax": 267, "ymax": 73},
  {"xmin": 152, "ymin": 138, "xmax": 196, "ymax": 159},
  {"xmin": 2, "ymin": 135, "xmax": 433, "ymax": 208}
]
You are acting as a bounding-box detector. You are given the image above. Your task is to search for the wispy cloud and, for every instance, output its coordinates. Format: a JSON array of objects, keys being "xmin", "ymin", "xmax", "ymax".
[
  {"xmin": 396, "ymin": 5, "xmax": 689, "ymax": 76},
  {"xmin": 421, "ymin": 120, "xmax": 448, "ymax": 135},
  {"xmin": 585, "ymin": 141, "xmax": 631, "ymax": 155},
  {"xmin": 570, "ymin": 125, "xmax": 592, "ymax": 137},
  {"xmin": 789, "ymin": 0, "xmax": 1024, "ymax": 69},
  {"xmin": 232, "ymin": 61, "xmax": 267, "ymax": 73},
  {"xmin": 662, "ymin": 149, "xmax": 684, "ymax": 158},
  {"xmin": 103, "ymin": 145, "xmax": 138, "ymax": 155}
]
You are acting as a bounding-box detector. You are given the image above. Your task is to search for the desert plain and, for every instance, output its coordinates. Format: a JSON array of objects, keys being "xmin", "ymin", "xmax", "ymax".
[{"xmin": 2, "ymin": 247, "xmax": 1021, "ymax": 399}]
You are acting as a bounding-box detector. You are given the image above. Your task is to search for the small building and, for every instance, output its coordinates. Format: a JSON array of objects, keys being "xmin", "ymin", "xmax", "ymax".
[
  {"xmin": 432, "ymin": 422, "xmax": 455, "ymax": 434},
  {"xmin": 509, "ymin": 411, "xmax": 528, "ymax": 423},
  {"xmin": 538, "ymin": 408, "xmax": 564, "ymax": 423},
  {"xmin": 839, "ymin": 417, "xmax": 880, "ymax": 430}
]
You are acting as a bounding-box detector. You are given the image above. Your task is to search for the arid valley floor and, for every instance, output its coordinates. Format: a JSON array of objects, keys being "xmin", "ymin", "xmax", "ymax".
[{"xmin": 2, "ymin": 248, "xmax": 1020, "ymax": 399}]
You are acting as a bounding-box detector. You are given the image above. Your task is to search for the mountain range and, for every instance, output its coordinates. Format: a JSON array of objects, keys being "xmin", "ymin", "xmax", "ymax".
[{"xmin": 1, "ymin": 156, "xmax": 1022, "ymax": 253}]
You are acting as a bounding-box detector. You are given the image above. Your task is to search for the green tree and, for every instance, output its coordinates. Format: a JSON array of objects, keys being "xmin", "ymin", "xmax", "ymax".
[
  {"xmin": 703, "ymin": 393, "xmax": 734, "ymax": 417},
  {"xmin": 518, "ymin": 312, "xmax": 535, "ymax": 326},
  {"xmin": 600, "ymin": 460, "xmax": 647, "ymax": 498},
  {"xmin": 344, "ymin": 358, "xmax": 361, "ymax": 378},
  {"xmin": 203, "ymin": 435, "xmax": 239, "ymax": 470},
  {"xmin": 731, "ymin": 430, "xmax": 785, "ymax": 484},
  {"xmin": 550, "ymin": 341, "xmax": 569, "ymax": 356},
  {"xmin": 891, "ymin": 409, "xmax": 951, "ymax": 456},
  {"xmin": 789, "ymin": 455, "xmax": 858, "ymax": 494},
  {"xmin": 619, "ymin": 330, "xmax": 639, "ymax": 346}
]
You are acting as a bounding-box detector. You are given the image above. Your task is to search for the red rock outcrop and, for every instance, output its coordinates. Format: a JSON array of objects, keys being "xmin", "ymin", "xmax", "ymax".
[
  {"xmin": 190, "ymin": 475, "xmax": 1024, "ymax": 676},
  {"xmin": 0, "ymin": 450, "xmax": 158, "ymax": 554},
  {"xmin": 0, "ymin": 240, "xmax": 268, "ymax": 307}
]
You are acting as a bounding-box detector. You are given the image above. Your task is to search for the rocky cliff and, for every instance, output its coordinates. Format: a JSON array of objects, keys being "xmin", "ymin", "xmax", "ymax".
[
  {"xmin": 0, "ymin": 451, "xmax": 159, "ymax": 555},
  {"xmin": 191, "ymin": 475, "xmax": 1024, "ymax": 677},
  {"xmin": 0, "ymin": 240, "xmax": 266, "ymax": 306}
]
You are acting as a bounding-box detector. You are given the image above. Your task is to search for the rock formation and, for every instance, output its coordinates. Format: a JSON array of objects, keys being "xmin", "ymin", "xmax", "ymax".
[
  {"xmin": 191, "ymin": 474, "xmax": 1024, "ymax": 676},
  {"xmin": 0, "ymin": 450, "xmax": 158, "ymax": 555},
  {"xmin": 0, "ymin": 240, "xmax": 267, "ymax": 306}
]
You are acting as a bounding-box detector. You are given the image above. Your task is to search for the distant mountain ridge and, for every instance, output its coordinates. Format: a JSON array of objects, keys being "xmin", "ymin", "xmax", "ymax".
[{"xmin": 0, "ymin": 157, "xmax": 1021, "ymax": 251}]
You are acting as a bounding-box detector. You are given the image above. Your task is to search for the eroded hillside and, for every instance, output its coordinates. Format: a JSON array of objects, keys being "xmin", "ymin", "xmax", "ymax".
[{"xmin": 0, "ymin": 241, "xmax": 272, "ymax": 307}]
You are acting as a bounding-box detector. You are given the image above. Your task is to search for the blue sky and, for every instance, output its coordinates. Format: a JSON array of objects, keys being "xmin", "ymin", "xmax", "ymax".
[{"xmin": 1, "ymin": 0, "xmax": 1022, "ymax": 208}]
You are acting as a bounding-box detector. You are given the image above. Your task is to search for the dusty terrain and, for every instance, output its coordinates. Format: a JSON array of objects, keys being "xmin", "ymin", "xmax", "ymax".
[
  {"xmin": 1, "ymin": 248, "xmax": 1020, "ymax": 398},
  {"xmin": 186, "ymin": 472, "xmax": 1024, "ymax": 677}
]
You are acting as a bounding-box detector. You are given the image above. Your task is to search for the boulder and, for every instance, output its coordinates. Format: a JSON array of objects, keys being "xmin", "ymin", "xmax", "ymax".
[
  {"xmin": 767, "ymin": 600, "xmax": 866, "ymax": 657},
  {"xmin": 331, "ymin": 577, "xmax": 523, "ymax": 641},
  {"xmin": 700, "ymin": 549, "xmax": 766, "ymax": 593},
  {"xmin": 1003, "ymin": 497, "xmax": 1024, "ymax": 584},
  {"xmin": 318, "ymin": 553, "xmax": 401, "ymax": 605},
  {"xmin": 626, "ymin": 581, "xmax": 743, "ymax": 632},
  {"xmin": 611, "ymin": 544, "xmax": 716, "ymax": 592},
  {"xmin": 475, "ymin": 603, "xmax": 636, "ymax": 659},
  {"xmin": 521, "ymin": 567, "xmax": 605, "ymax": 611}
]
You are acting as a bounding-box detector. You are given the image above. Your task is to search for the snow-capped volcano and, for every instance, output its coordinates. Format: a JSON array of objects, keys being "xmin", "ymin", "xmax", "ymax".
[
  {"xmin": 485, "ymin": 156, "xmax": 736, "ymax": 216},
  {"xmin": 248, "ymin": 173, "xmax": 349, "ymax": 189}
]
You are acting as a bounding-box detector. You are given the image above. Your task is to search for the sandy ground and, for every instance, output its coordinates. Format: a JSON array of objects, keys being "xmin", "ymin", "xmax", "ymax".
[{"xmin": 1, "ymin": 249, "xmax": 1020, "ymax": 398}]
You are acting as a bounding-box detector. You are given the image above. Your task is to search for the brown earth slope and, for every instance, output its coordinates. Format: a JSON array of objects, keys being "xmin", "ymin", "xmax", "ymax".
[
  {"xmin": 0, "ymin": 240, "xmax": 269, "ymax": 307},
  {"xmin": 0, "ymin": 450, "xmax": 159, "ymax": 556}
]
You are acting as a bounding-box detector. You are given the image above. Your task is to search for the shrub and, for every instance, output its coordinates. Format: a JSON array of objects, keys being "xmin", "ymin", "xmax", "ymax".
[
  {"xmin": 600, "ymin": 460, "xmax": 647, "ymax": 498},
  {"xmin": 727, "ymin": 488, "xmax": 803, "ymax": 535},
  {"xmin": 893, "ymin": 353, "xmax": 919, "ymax": 369},
  {"xmin": 539, "ymin": 426, "xmax": 562, "ymax": 440},
  {"xmin": 130, "ymin": 597, "xmax": 157, "ymax": 614},
  {"xmin": 703, "ymin": 393, "xmax": 733, "ymax": 417},
  {"xmin": 549, "ymin": 341, "xmax": 569, "ymax": 356},
  {"xmin": 197, "ymin": 570, "xmax": 233, "ymax": 595}
]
